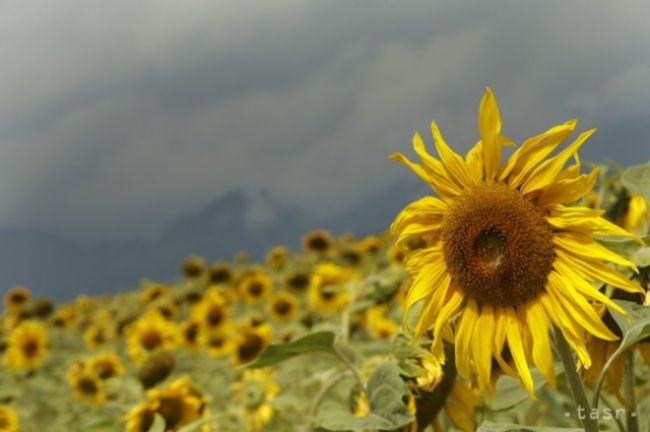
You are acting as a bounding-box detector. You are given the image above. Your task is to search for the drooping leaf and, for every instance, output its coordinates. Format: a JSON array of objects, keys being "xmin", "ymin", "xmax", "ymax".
[{"xmin": 247, "ymin": 331, "xmax": 336, "ymax": 369}]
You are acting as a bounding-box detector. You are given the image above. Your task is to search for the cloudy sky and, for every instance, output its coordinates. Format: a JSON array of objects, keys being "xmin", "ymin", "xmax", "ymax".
[{"xmin": 1, "ymin": 0, "xmax": 649, "ymax": 243}]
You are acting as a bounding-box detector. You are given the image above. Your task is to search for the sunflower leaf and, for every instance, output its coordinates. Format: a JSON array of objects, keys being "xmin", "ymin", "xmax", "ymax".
[
  {"xmin": 317, "ymin": 362, "xmax": 414, "ymax": 431},
  {"xmin": 489, "ymin": 368, "xmax": 550, "ymax": 411},
  {"xmin": 477, "ymin": 421, "xmax": 583, "ymax": 431},
  {"xmin": 621, "ymin": 162, "xmax": 650, "ymax": 202},
  {"xmin": 247, "ymin": 331, "xmax": 336, "ymax": 369},
  {"xmin": 611, "ymin": 300, "xmax": 650, "ymax": 348}
]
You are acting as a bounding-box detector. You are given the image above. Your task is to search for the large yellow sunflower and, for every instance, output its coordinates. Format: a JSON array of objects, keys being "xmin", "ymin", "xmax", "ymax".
[{"xmin": 392, "ymin": 88, "xmax": 642, "ymax": 394}]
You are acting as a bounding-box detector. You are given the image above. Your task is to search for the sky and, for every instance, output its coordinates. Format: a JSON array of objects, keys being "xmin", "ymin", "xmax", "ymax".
[{"xmin": 1, "ymin": 0, "xmax": 650, "ymax": 245}]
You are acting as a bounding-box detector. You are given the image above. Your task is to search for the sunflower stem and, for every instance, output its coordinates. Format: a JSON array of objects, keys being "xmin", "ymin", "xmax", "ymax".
[
  {"xmin": 553, "ymin": 327, "xmax": 598, "ymax": 432},
  {"xmin": 623, "ymin": 351, "xmax": 638, "ymax": 432},
  {"xmin": 332, "ymin": 343, "xmax": 367, "ymax": 394},
  {"xmin": 307, "ymin": 370, "xmax": 352, "ymax": 423}
]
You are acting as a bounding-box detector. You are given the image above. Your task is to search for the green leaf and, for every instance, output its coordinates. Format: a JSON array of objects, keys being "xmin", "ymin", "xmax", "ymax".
[
  {"xmin": 318, "ymin": 362, "xmax": 414, "ymax": 431},
  {"xmin": 489, "ymin": 368, "xmax": 549, "ymax": 411},
  {"xmin": 611, "ymin": 300, "xmax": 650, "ymax": 350},
  {"xmin": 621, "ymin": 162, "xmax": 650, "ymax": 202},
  {"xmin": 247, "ymin": 331, "xmax": 336, "ymax": 368},
  {"xmin": 478, "ymin": 421, "xmax": 583, "ymax": 432}
]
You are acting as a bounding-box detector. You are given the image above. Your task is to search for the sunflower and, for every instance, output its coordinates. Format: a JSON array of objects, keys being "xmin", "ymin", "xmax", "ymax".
[
  {"xmin": 232, "ymin": 369, "xmax": 280, "ymax": 432},
  {"xmin": 0, "ymin": 404, "xmax": 18, "ymax": 432},
  {"xmin": 266, "ymin": 292, "xmax": 299, "ymax": 323},
  {"xmin": 392, "ymin": 88, "xmax": 642, "ymax": 394},
  {"xmin": 70, "ymin": 370, "xmax": 105, "ymax": 405},
  {"xmin": 365, "ymin": 306, "xmax": 399, "ymax": 340},
  {"xmin": 433, "ymin": 381, "xmax": 481, "ymax": 432},
  {"xmin": 232, "ymin": 325, "xmax": 272, "ymax": 366},
  {"xmin": 308, "ymin": 263, "xmax": 354, "ymax": 314},
  {"xmin": 619, "ymin": 193, "xmax": 648, "ymax": 232},
  {"xmin": 266, "ymin": 246, "xmax": 288, "ymax": 269},
  {"xmin": 181, "ymin": 256, "xmax": 206, "ymax": 280},
  {"xmin": 208, "ymin": 262, "xmax": 233, "ymax": 285},
  {"xmin": 140, "ymin": 283, "xmax": 170, "ymax": 304},
  {"xmin": 124, "ymin": 401, "xmax": 157, "ymax": 432},
  {"xmin": 2, "ymin": 320, "xmax": 48, "ymax": 369},
  {"xmin": 285, "ymin": 272, "xmax": 312, "ymax": 294},
  {"xmin": 239, "ymin": 272, "xmax": 272, "ymax": 304},
  {"xmin": 126, "ymin": 312, "xmax": 178, "ymax": 364},
  {"xmin": 3, "ymin": 286, "xmax": 31, "ymax": 314},
  {"xmin": 146, "ymin": 376, "xmax": 206, "ymax": 431},
  {"xmin": 303, "ymin": 230, "xmax": 333, "ymax": 255},
  {"xmin": 191, "ymin": 288, "xmax": 229, "ymax": 333},
  {"xmin": 180, "ymin": 319, "xmax": 202, "ymax": 351},
  {"xmin": 87, "ymin": 351, "xmax": 125, "ymax": 380},
  {"xmin": 84, "ymin": 323, "xmax": 116, "ymax": 349},
  {"xmin": 387, "ymin": 243, "xmax": 406, "ymax": 265},
  {"xmin": 51, "ymin": 305, "xmax": 76, "ymax": 329},
  {"xmin": 201, "ymin": 329, "xmax": 234, "ymax": 359}
]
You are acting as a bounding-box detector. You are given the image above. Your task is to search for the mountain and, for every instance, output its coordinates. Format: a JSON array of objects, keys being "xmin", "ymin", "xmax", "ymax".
[{"xmin": 0, "ymin": 179, "xmax": 426, "ymax": 301}]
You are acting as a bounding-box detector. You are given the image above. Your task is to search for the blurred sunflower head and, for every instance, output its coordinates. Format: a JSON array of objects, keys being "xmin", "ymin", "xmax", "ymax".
[
  {"xmin": 51, "ymin": 306, "xmax": 76, "ymax": 330},
  {"xmin": 201, "ymin": 329, "xmax": 234, "ymax": 359},
  {"xmin": 70, "ymin": 370, "xmax": 105, "ymax": 406},
  {"xmin": 208, "ymin": 262, "xmax": 233, "ymax": 286},
  {"xmin": 181, "ymin": 256, "xmax": 206, "ymax": 280},
  {"xmin": 266, "ymin": 246, "xmax": 288, "ymax": 269},
  {"xmin": 0, "ymin": 404, "xmax": 19, "ymax": 432},
  {"xmin": 232, "ymin": 325, "xmax": 272, "ymax": 366},
  {"xmin": 124, "ymin": 401, "xmax": 157, "ymax": 432},
  {"xmin": 2, "ymin": 320, "xmax": 48, "ymax": 370},
  {"xmin": 146, "ymin": 376, "xmax": 206, "ymax": 431},
  {"xmin": 392, "ymin": 87, "xmax": 643, "ymax": 395},
  {"xmin": 308, "ymin": 263, "xmax": 354, "ymax": 314},
  {"xmin": 126, "ymin": 312, "xmax": 178, "ymax": 364},
  {"xmin": 3, "ymin": 286, "xmax": 31, "ymax": 314},
  {"xmin": 285, "ymin": 272, "xmax": 312, "ymax": 294},
  {"xmin": 339, "ymin": 247, "xmax": 363, "ymax": 268},
  {"xmin": 239, "ymin": 272, "xmax": 272, "ymax": 305},
  {"xmin": 387, "ymin": 243, "xmax": 406, "ymax": 266},
  {"xmin": 365, "ymin": 306, "xmax": 398, "ymax": 340},
  {"xmin": 140, "ymin": 283, "xmax": 170, "ymax": 304},
  {"xmin": 191, "ymin": 289, "xmax": 229, "ymax": 333},
  {"xmin": 87, "ymin": 351, "xmax": 124, "ymax": 380},
  {"xmin": 180, "ymin": 320, "xmax": 202, "ymax": 351},
  {"xmin": 232, "ymin": 369, "xmax": 279, "ymax": 432},
  {"xmin": 266, "ymin": 292, "xmax": 299, "ymax": 323},
  {"xmin": 618, "ymin": 192, "xmax": 648, "ymax": 232},
  {"xmin": 303, "ymin": 230, "xmax": 333, "ymax": 255},
  {"xmin": 83, "ymin": 323, "xmax": 116, "ymax": 349}
]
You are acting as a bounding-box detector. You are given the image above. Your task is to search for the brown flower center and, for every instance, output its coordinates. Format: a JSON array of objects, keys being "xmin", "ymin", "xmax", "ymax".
[
  {"xmin": 442, "ymin": 184, "xmax": 555, "ymax": 307},
  {"xmin": 141, "ymin": 331, "xmax": 163, "ymax": 351}
]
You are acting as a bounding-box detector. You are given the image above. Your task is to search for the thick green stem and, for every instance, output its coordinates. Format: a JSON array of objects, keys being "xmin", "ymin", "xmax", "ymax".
[
  {"xmin": 624, "ymin": 351, "xmax": 639, "ymax": 432},
  {"xmin": 553, "ymin": 327, "xmax": 598, "ymax": 432}
]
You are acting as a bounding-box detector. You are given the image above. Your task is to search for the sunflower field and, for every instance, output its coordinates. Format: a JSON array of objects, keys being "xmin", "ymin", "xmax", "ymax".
[{"xmin": 1, "ymin": 90, "xmax": 650, "ymax": 432}]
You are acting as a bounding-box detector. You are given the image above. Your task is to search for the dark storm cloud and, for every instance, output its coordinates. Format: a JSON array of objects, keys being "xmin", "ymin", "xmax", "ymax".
[{"xmin": 1, "ymin": 0, "xmax": 649, "ymax": 240}]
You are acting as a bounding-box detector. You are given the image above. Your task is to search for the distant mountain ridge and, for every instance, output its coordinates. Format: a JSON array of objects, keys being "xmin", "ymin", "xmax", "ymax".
[{"xmin": 0, "ymin": 179, "xmax": 427, "ymax": 301}]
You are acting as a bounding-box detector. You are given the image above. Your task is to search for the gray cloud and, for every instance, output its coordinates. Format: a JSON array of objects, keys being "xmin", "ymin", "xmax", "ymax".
[{"xmin": 1, "ymin": 0, "xmax": 649, "ymax": 241}]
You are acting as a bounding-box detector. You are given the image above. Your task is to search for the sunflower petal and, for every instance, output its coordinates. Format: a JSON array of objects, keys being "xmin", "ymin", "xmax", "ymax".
[
  {"xmin": 553, "ymin": 232, "xmax": 638, "ymax": 271},
  {"xmin": 521, "ymin": 129, "xmax": 596, "ymax": 195},
  {"xmin": 478, "ymin": 87, "xmax": 504, "ymax": 181},
  {"xmin": 504, "ymin": 307, "xmax": 535, "ymax": 396},
  {"xmin": 524, "ymin": 301, "xmax": 556, "ymax": 387},
  {"xmin": 431, "ymin": 121, "xmax": 474, "ymax": 189}
]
